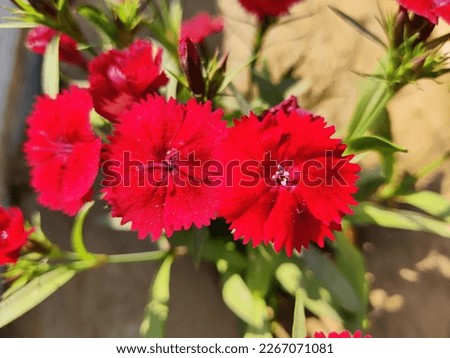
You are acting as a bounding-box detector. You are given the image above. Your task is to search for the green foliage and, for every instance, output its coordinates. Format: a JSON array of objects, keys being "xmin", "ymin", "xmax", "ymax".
[
  {"xmin": 0, "ymin": 266, "xmax": 76, "ymax": 329},
  {"xmin": 140, "ymin": 255, "xmax": 174, "ymax": 338},
  {"xmin": 42, "ymin": 34, "xmax": 60, "ymax": 97},
  {"xmin": 292, "ymin": 290, "xmax": 306, "ymax": 338}
]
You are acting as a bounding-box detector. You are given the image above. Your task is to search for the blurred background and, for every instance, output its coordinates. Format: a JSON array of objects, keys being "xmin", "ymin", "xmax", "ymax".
[{"xmin": 0, "ymin": 0, "xmax": 449, "ymax": 337}]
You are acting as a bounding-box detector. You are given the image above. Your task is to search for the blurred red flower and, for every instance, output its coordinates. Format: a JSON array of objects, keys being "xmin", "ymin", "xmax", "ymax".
[
  {"xmin": 88, "ymin": 39, "xmax": 168, "ymax": 123},
  {"xmin": 0, "ymin": 207, "xmax": 32, "ymax": 265},
  {"xmin": 218, "ymin": 104, "xmax": 359, "ymax": 256},
  {"xmin": 102, "ymin": 95, "xmax": 227, "ymax": 240},
  {"xmin": 314, "ymin": 330, "xmax": 371, "ymax": 338},
  {"xmin": 238, "ymin": 0, "xmax": 303, "ymax": 18},
  {"xmin": 26, "ymin": 25, "xmax": 87, "ymax": 67},
  {"xmin": 24, "ymin": 87, "xmax": 101, "ymax": 216},
  {"xmin": 181, "ymin": 12, "xmax": 224, "ymax": 43},
  {"xmin": 399, "ymin": 0, "xmax": 450, "ymax": 24}
]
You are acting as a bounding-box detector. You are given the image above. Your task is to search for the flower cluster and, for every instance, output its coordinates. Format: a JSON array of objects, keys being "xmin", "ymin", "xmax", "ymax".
[{"xmin": 22, "ymin": 5, "xmax": 359, "ymax": 257}]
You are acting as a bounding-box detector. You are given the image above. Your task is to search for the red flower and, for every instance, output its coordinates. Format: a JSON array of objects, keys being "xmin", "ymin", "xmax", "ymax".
[
  {"xmin": 26, "ymin": 25, "xmax": 87, "ymax": 67},
  {"xmin": 181, "ymin": 12, "xmax": 224, "ymax": 44},
  {"xmin": 88, "ymin": 39, "xmax": 169, "ymax": 123},
  {"xmin": 314, "ymin": 330, "xmax": 371, "ymax": 338},
  {"xmin": 259, "ymin": 95, "xmax": 312, "ymax": 120},
  {"xmin": 238, "ymin": 0, "xmax": 303, "ymax": 18},
  {"xmin": 398, "ymin": 0, "xmax": 450, "ymax": 24},
  {"xmin": 0, "ymin": 207, "xmax": 32, "ymax": 265},
  {"xmin": 218, "ymin": 105, "xmax": 359, "ymax": 256},
  {"xmin": 24, "ymin": 86, "xmax": 101, "ymax": 216},
  {"xmin": 102, "ymin": 95, "xmax": 227, "ymax": 240}
]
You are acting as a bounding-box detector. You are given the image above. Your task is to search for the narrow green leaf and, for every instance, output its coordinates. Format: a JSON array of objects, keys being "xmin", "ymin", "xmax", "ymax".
[
  {"xmin": 70, "ymin": 202, "xmax": 94, "ymax": 260},
  {"xmin": 0, "ymin": 21, "xmax": 37, "ymax": 28},
  {"xmin": 397, "ymin": 191, "xmax": 450, "ymax": 223},
  {"xmin": 292, "ymin": 290, "xmax": 306, "ymax": 338},
  {"xmin": 57, "ymin": 0, "xmax": 66, "ymax": 11},
  {"xmin": 349, "ymin": 135, "xmax": 407, "ymax": 154},
  {"xmin": 350, "ymin": 202, "xmax": 450, "ymax": 238},
  {"xmin": 42, "ymin": 35, "xmax": 60, "ymax": 97},
  {"xmin": 77, "ymin": 5, "xmax": 116, "ymax": 41},
  {"xmin": 303, "ymin": 248, "xmax": 363, "ymax": 313},
  {"xmin": 222, "ymin": 274, "xmax": 265, "ymax": 330},
  {"xmin": 329, "ymin": 6, "xmax": 386, "ymax": 48},
  {"xmin": 0, "ymin": 267, "xmax": 76, "ymax": 329},
  {"xmin": 140, "ymin": 255, "xmax": 174, "ymax": 338},
  {"xmin": 218, "ymin": 56, "xmax": 257, "ymax": 94}
]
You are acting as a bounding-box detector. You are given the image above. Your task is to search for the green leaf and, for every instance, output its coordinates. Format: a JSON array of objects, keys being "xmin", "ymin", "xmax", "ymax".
[
  {"xmin": 349, "ymin": 135, "xmax": 407, "ymax": 154},
  {"xmin": 71, "ymin": 202, "xmax": 94, "ymax": 260},
  {"xmin": 222, "ymin": 274, "xmax": 265, "ymax": 330},
  {"xmin": 334, "ymin": 233, "xmax": 368, "ymax": 305},
  {"xmin": 246, "ymin": 246, "xmax": 277, "ymax": 297},
  {"xmin": 77, "ymin": 5, "xmax": 116, "ymax": 42},
  {"xmin": 329, "ymin": 6, "xmax": 386, "ymax": 48},
  {"xmin": 350, "ymin": 202, "xmax": 450, "ymax": 238},
  {"xmin": 0, "ymin": 266, "xmax": 76, "ymax": 329},
  {"xmin": 303, "ymin": 248, "xmax": 363, "ymax": 313},
  {"xmin": 0, "ymin": 21, "xmax": 37, "ymax": 28},
  {"xmin": 292, "ymin": 290, "xmax": 306, "ymax": 338},
  {"xmin": 334, "ymin": 232, "xmax": 369, "ymax": 328},
  {"xmin": 276, "ymin": 263, "xmax": 342, "ymax": 323},
  {"xmin": 397, "ymin": 191, "xmax": 450, "ymax": 223},
  {"xmin": 140, "ymin": 255, "xmax": 174, "ymax": 338},
  {"xmin": 218, "ymin": 56, "xmax": 257, "ymax": 94},
  {"xmin": 347, "ymin": 78, "xmax": 394, "ymax": 141},
  {"xmin": 57, "ymin": 0, "xmax": 67, "ymax": 11},
  {"xmin": 42, "ymin": 35, "xmax": 60, "ymax": 98}
]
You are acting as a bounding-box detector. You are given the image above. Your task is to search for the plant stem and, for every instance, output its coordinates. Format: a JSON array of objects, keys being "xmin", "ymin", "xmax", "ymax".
[
  {"xmin": 247, "ymin": 16, "xmax": 273, "ymax": 100},
  {"xmin": 107, "ymin": 251, "xmax": 168, "ymax": 264}
]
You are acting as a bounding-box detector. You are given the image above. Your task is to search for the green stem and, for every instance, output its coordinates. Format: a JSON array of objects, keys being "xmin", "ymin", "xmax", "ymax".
[
  {"xmin": 247, "ymin": 16, "xmax": 273, "ymax": 100},
  {"xmin": 107, "ymin": 251, "xmax": 168, "ymax": 264}
]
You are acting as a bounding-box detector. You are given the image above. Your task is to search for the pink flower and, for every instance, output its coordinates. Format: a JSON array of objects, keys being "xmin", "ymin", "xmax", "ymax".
[
  {"xmin": 238, "ymin": 0, "xmax": 304, "ymax": 18},
  {"xmin": 88, "ymin": 39, "xmax": 169, "ymax": 123},
  {"xmin": 26, "ymin": 25, "xmax": 87, "ymax": 67},
  {"xmin": 102, "ymin": 95, "xmax": 227, "ymax": 240},
  {"xmin": 314, "ymin": 330, "xmax": 371, "ymax": 338},
  {"xmin": 398, "ymin": 0, "xmax": 450, "ymax": 24},
  {"xmin": 218, "ymin": 105, "xmax": 359, "ymax": 255},
  {"xmin": 0, "ymin": 207, "xmax": 32, "ymax": 265},
  {"xmin": 181, "ymin": 12, "xmax": 224, "ymax": 43},
  {"xmin": 24, "ymin": 87, "xmax": 101, "ymax": 216}
]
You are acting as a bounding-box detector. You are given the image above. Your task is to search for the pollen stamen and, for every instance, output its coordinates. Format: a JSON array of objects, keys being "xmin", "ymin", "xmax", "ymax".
[{"xmin": 272, "ymin": 165, "xmax": 290, "ymax": 186}]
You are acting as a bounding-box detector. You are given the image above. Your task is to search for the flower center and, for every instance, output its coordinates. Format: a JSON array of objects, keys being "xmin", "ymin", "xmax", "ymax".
[
  {"xmin": 164, "ymin": 148, "xmax": 179, "ymax": 171},
  {"xmin": 0, "ymin": 230, "xmax": 8, "ymax": 241},
  {"xmin": 272, "ymin": 165, "xmax": 290, "ymax": 187}
]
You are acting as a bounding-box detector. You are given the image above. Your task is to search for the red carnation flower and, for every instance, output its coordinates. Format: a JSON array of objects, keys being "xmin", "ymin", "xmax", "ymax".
[
  {"xmin": 238, "ymin": 0, "xmax": 303, "ymax": 18},
  {"xmin": 0, "ymin": 207, "xmax": 32, "ymax": 265},
  {"xmin": 259, "ymin": 95, "xmax": 312, "ymax": 120},
  {"xmin": 181, "ymin": 12, "xmax": 224, "ymax": 44},
  {"xmin": 88, "ymin": 39, "xmax": 169, "ymax": 123},
  {"xmin": 102, "ymin": 95, "xmax": 227, "ymax": 240},
  {"xmin": 24, "ymin": 86, "xmax": 101, "ymax": 216},
  {"xmin": 314, "ymin": 330, "xmax": 371, "ymax": 338},
  {"xmin": 398, "ymin": 0, "xmax": 450, "ymax": 24},
  {"xmin": 26, "ymin": 25, "xmax": 87, "ymax": 67},
  {"xmin": 218, "ymin": 106, "xmax": 359, "ymax": 256}
]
